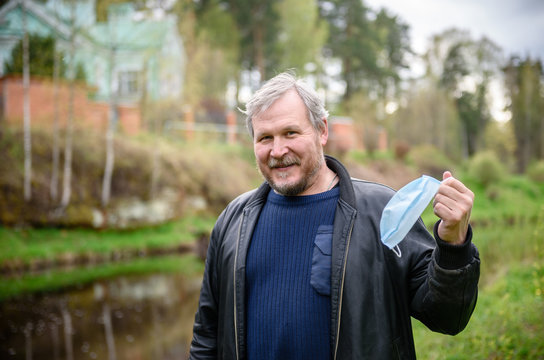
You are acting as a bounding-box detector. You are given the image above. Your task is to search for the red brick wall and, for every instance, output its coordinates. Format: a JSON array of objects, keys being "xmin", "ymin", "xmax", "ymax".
[{"xmin": 0, "ymin": 76, "xmax": 141, "ymax": 135}]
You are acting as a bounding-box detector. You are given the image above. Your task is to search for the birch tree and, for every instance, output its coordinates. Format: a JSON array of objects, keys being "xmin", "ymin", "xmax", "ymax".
[
  {"xmin": 101, "ymin": 14, "xmax": 118, "ymax": 207},
  {"xmin": 22, "ymin": 0, "xmax": 32, "ymax": 201},
  {"xmin": 50, "ymin": 0, "xmax": 61, "ymax": 201},
  {"xmin": 60, "ymin": 0, "xmax": 76, "ymax": 208}
]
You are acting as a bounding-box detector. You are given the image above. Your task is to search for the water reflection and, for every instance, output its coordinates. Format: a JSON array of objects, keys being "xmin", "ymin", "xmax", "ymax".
[{"xmin": 0, "ymin": 272, "xmax": 202, "ymax": 360}]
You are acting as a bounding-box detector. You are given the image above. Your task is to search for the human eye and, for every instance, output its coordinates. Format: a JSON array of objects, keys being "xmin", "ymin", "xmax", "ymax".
[
  {"xmin": 286, "ymin": 130, "xmax": 298, "ymax": 137},
  {"xmin": 257, "ymin": 135, "xmax": 272, "ymax": 142}
]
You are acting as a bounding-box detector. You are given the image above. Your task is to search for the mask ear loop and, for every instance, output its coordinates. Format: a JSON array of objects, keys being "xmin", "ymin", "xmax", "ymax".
[{"xmin": 392, "ymin": 245, "xmax": 402, "ymax": 258}]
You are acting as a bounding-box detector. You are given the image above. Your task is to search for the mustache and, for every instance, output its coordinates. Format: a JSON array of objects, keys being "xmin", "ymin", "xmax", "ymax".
[{"xmin": 268, "ymin": 155, "xmax": 301, "ymax": 168}]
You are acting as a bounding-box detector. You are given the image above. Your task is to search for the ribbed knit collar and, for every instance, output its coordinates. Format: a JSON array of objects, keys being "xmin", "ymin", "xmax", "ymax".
[{"xmin": 267, "ymin": 186, "xmax": 340, "ymax": 205}]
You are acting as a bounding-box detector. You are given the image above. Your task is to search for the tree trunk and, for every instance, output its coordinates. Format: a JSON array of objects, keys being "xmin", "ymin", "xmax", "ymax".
[
  {"xmin": 22, "ymin": 0, "xmax": 32, "ymax": 202},
  {"xmin": 253, "ymin": 20, "xmax": 265, "ymax": 81},
  {"xmin": 60, "ymin": 76, "xmax": 74, "ymax": 208},
  {"xmin": 102, "ymin": 46, "xmax": 116, "ymax": 207},
  {"xmin": 50, "ymin": 25, "xmax": 61, "ymax": 201},
  {"xmin": 60, "ymin": 1, "xmax": 75, "ymax": 208}
]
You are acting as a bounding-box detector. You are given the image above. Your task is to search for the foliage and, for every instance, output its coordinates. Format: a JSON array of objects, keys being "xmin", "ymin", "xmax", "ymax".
[
  {"xmin": 0, "ymin": 126, "xmax": 260, "ymax": 227},
  {"xmin": 467, "ymin": 151, "xmax": 505, "ymax": 188},
  {"xmin": 5, "ymin": 34, "xmax": 86, "ymax": 81},
  {"xmin": 423, "ymin": 29, "xmax": 502, "ymax": 158},
  {"xmin": 171, "ymin": 0, "xmax": 240, "ymax": 109},
  {"xmin": 527, "ymin": 161, "xmax": 544, "ymax": 183},
  {"xmin": 413, "ymin": 208, "xmax": 544, "ymax": 359},
  {"xmin": 482, "ymin": 120, "xmax": 516, "ymax": 172},
  {"xmin": 456, "ymin": 86, "xmax": 489, "ymax": 156},
  {"xmin": 342, "ymin": 91, "xmax": 380, "ymax": 154},
  {"xmin": 200, "ymin": 0, "xmax": 280, "ymax": 79},
  {"xmin": 392, "ymin": 85, "xmax": 462, "ymax": 160},
  {"xmin": 407, "ymin": 144, "xmax": 455, "ymax": 179},
  {"xmin": 503, "ymin": 56, "xmax": 544, "ymax": 173},
  {"xmin": 422, "ymin": 174, "xmax": 544, "ymax": 228},
  {"xmin": 318, "ymin": 0, "xmax": 410, "ymax": 100},
  {"xmin": 393, "ymin": 140, "xmax": 410, "ymax": 161},
  {"xmin": 273, "ymin": 0, "xmax": 328, "ymax": 74}
]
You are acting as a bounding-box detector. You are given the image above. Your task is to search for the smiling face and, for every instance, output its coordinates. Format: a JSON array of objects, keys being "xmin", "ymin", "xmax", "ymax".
[{"xmin": 252, "ymin": 90, "xmax": 330, "ymax": 196}]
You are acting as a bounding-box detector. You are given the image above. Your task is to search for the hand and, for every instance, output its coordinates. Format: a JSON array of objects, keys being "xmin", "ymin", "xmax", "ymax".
[{"xmin": 433, "ymin": 171, "xmax": 474, "ymax": 245}]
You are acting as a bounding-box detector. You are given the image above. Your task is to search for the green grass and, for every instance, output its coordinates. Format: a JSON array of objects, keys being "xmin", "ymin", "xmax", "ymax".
[
  {"xmin": 413, "ymin": 203, "xmax": 544, "ymax": 359},
  {"xmin": 413, "ymin": 261, "xmax": 544, "ymax": 359},
  {"xmin": 0, "ymin": 254, "xmax": 204, "ymax": 301},
  {"xmin": 0, "ymin": 215, "xmax": 215, "ymax": 265}
]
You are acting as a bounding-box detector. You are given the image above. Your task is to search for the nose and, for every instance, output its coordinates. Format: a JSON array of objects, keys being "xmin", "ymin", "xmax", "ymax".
[{"xmin": 270, "ymin": 137, "xmax": 288, "ymax": 158}]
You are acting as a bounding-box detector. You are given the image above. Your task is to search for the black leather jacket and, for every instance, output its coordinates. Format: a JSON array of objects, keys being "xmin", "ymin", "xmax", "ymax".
[{"xmin": 190, "ymin": 156, "xmax": 480, "ymax": 359}]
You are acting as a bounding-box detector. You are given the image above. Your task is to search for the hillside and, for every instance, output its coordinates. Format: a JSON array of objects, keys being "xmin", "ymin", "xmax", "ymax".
[
  {"xmin": 0, "ymin": 126, "xmax": 426, "ymax": 229},
  {"xmin": 0, "ymin": 127, "xmax": 260, "ymax": 228}
]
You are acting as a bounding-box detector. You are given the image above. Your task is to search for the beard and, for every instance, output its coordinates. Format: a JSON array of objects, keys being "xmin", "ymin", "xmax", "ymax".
[{"xmin": 258, "ymin": 153, "xmax": 323, "ymax": 196}]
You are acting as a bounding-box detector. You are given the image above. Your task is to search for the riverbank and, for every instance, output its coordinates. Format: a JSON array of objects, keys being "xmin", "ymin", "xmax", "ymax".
[
  {"xmin": 0, "ymin": 215, "xmax": 214, "ymax": 300},
  {"xmin": 0, "ymin": 215, "xmax": 212, "ymax": 276}
]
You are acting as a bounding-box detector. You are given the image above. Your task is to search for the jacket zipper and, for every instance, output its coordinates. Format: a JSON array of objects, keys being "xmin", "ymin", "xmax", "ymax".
[
  {"xmin": 333, "ymin": 216, "xmax": 355, "ymax": 360},
  {"xmin": 233, "ymin": 210, "xmax": 246, "ymax": 360}
]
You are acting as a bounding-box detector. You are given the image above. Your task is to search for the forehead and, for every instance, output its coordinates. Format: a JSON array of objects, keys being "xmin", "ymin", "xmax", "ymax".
[{"xmin": 253, "ymin": 90, "xmax": 309, "ymax": 126}]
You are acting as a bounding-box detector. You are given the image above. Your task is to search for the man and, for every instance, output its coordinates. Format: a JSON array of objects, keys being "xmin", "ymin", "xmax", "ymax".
[{"xmin": 189, "ymin": 72, "xmax": 480, "ymax": 359}]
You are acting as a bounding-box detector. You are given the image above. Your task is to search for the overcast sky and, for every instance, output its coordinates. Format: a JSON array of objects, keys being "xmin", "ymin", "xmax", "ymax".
[{"xmin": 366, "ymin": 0, "xmax": 544, "ymax": 61}]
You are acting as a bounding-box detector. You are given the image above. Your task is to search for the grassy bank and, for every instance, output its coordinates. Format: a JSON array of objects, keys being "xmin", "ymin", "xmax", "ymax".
[
  {"xmin": 414, "ymin": 205, "xmax": 544, "ymax": 359},
  {"xmin": 0, "ymin": 215, "xmax": 214, "ymax": 300},
  {"xmin": 0, "ymin": 215, "xmax": 215, "ymax": 266},
  {"xmin": 0, "ymin": 255, "xmax": 204, "ymax": 301}
]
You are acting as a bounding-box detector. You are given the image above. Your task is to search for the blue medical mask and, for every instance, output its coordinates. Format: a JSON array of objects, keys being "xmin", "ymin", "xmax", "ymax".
[{"xmin": 380, "ymin": 175, "xmax": 441, "ymax": 257}]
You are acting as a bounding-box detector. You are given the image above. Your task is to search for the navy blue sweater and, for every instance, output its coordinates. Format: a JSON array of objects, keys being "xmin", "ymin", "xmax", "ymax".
[{"xmin": 245, "ymin": 187, "xmax": 340, "ymax": 360}]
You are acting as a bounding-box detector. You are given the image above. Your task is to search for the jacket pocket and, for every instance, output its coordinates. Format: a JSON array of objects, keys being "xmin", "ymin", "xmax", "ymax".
[{"xmin": 310, "ymin": 225, "xmax": 333, "ymax": 296}]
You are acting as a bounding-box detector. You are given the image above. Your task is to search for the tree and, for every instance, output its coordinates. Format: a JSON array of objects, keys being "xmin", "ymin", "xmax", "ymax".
[
  {"xmin": 101, "ymin": 7, "xmax": 120, "ymax": 208},
  {"xmin": 422, "ymin": 28, "xmax": 503, "ymax": 157},
  {"xmin": 6, "ymin": 35, "xmax": 64, "ymax": 77},
  {"xmin": 60, "ymin": 0, "xmax": 77, "ymax": 209},
  {"xmin": 504, "ymin": 56, "xmax": 544, "ymax": 173},
  {"xmin": 393, "ymin": 83, "xmax": 462, "ymax": 159},
  {"xmin": 22, "ymin": 0, "xmax": 32, "ymax": 202},
  {"xmin": 50, "ymin": 2, "xmax": 62, "ymax": 202},
  {"xmin": 5, "ymin": 34, "xmax": 85, "ymax": 81},
  {"xmin": 318, "ymin": 0, "xmax": 410, "ymax": 100},
  {"xmin": 197, "ymin": 0, "xmax": 279, "ymax": 81},
  {"xmin": 274, "ymin": 0, "xmax": 328, "ymax": 74}
]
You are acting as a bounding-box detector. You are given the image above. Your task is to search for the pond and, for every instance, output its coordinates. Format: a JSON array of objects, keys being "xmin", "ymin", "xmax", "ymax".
[{"xmin": 0, "ymin": 271, "xmax": 202, "ymax": 360}]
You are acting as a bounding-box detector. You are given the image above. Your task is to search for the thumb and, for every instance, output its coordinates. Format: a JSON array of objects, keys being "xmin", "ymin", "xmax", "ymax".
[{"xmin": 442, "ymin": 171, "xmax": 453, "ymax": 181}]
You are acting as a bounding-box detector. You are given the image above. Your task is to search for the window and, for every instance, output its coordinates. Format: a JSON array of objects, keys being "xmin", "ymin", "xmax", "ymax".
[{"xmin": 118, "ymin": 71, "xmax": 140, "ymax": 97}]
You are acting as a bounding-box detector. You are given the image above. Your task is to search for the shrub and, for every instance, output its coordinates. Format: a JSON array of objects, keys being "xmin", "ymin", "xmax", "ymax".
[
  {"xmin": 468, "ymin": 151, "xmax": 505, "ymax": 188},
  {"xmin": 527, "ymin": 161, "xmax": 544, "ymax": 183},
  {"xmin": 408, "ymin": 144, "xmax": 455, "ymax": 179},
  {"xmin": 393, "ymin": 140, "xmax": 411, "ymax": 161}
]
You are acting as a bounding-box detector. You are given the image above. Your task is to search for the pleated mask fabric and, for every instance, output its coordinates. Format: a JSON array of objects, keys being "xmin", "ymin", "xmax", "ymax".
[{"xmin": 380, "ymin": 175, "xmax": 441, "ymax": 257}]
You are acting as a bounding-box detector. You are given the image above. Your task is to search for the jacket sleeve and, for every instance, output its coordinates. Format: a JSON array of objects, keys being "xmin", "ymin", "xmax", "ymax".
[
  {"xmin": 189, "ymin": 215, "xmax": 223, "ymax": 359},
  {"xmin": 409, "ymin": 220, "xmax": 480, "ymax": 335}
]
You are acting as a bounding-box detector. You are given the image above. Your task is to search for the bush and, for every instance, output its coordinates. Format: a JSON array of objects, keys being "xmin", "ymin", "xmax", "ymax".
[
  {"xmin": 527, "ymin": 161, "xmax": 544, "ymax": 183},
  {"xmin": 468, "ymin": 151, "xmax": 505, "ymax": 188},
  {"xmin": 408, "ymin": 144, "xmax": 455, "ymax": 179},
  {"xmin": 393, "ymin": 140, "xmax": 411, "ymax": 161}
]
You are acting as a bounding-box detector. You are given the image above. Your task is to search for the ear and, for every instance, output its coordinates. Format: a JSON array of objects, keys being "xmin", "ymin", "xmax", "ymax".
[{"xmin": 319, "ymin": 118, "xmax": 329, "ymax": 146}]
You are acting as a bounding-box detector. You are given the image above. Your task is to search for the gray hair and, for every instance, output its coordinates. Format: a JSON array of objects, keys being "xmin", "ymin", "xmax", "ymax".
[{"xmin": 241, "ymin": 72, "xmax": 329, "ymax": 138}]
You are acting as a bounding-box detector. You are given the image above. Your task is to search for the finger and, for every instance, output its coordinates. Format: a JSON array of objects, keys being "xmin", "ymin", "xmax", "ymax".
[
  {"xmin": 433, "ymin": 201, "xmax": 465, "ymax": 224},
  {"xmin": 434, "ymin": 192, "xmax": 472, "ymax": 221},
  {"xmin": 442, "ymin": 171, "xmax": 453, "ymax": 181},
  {"xmin": 439, "ymin": 178, "xmax": 474, "ymax": 198}
]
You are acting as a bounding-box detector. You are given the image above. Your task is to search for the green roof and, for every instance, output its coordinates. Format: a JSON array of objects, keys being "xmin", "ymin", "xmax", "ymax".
[{"xmin": 88, "ymin": 17, "xmax": 175, "ymax": 51}]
